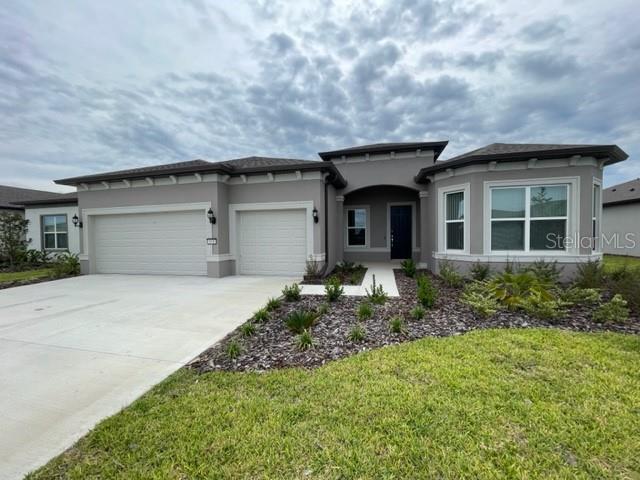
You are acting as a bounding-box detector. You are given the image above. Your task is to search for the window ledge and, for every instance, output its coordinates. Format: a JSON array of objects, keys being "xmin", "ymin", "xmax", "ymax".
[{"xmin": 434, "ymin": 252, "xmax": 603, "ymax": 263}]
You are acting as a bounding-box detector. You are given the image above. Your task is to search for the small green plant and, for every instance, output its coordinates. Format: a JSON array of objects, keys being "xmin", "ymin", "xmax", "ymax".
[
  {"xmin": 316, "ymin": 302, "xmax": 330, "ymax": 316},
  {"xmin": 305, "ymin": 255, "xmax": 322, "ymax": 278},
  {"xmin": 607, "ymin": 266, "xmax": 640, "ymax": 314},
  {"xmin": 523, "ymin": 260, "xmax": 563, "ymax": 285},
  {"xmin": 416, "ymin": 274, "xmax": 437, "ymax": 308},
  {"xmin": 461, "ymin": 287, "xmax": 500, "ymax": 318},
  {"xmin": 592, "ymin": 294, "xmax": 629, "ymax": 324},
  {"xmin": 50, "ymin": 252, "xmax": 80, "ymax": 278},
  {"xmin": 521, "ymin": 291, "xmax": 563, "ymax": 320},
  {"xmin": 560, "ymin": 287, "xmax": 602, "ymax": 306},
  {"xmin": 389, "ymin": 316, "xmax": 405, "ymax": 334},
  {"xmin": 574, "ymin": 260, "xmax": 605, "ymax": 288},
  {"xmin": 401, "ymin": 259, "xmax": 417, "ymax": 278},
  {"xmin": 226, "ymin": 340, "xmax": 241, "ymax": 359},
  {"xmin": 252, "ymin": 307, "xmax": 269, "ymax": 323},
  {"xmin": 285, "ymin": 310, "xmax": 318, "ymax": 334},
  {"xmin": 470, "ymin": 262, "xmax": 491, "ymax": 281},
  {"xmin": 487, "ymin": 272, "xmax": 553, "ymax": 311},
  {"xmin": 324, "ymin": 276, "xmax": 344, "ymax": 302},
  {"xmin": 357, "ymin": 301, "xmax": 373, "ymax": 321},
  {"xmin": 439, "ymin": 260, "xmax": 464, "ymax": 288},
  {"xmin": 265, "ymin": 297, "xmax": 282, "ymax": 311},
  {"xmin": 410, "ymin": 305, "xmax": 425, "ymax": 320},
  {"xmin": 365, "ymin": 275, "xmax": 388, "ymax": 305},
  {"xmin": 347, "ymin": 325, "xmax": 366, "ymax": 342},
  {"xmin": 296, "ymin": 329, "xmax": 314, "ymax": 351},
  {"xmin": 282, "ymin": 283, "xmax": 301, "ymax": 302},
  {"xmin": 239, "ymin": 322, "xmax": 256, "ymax": 337}
]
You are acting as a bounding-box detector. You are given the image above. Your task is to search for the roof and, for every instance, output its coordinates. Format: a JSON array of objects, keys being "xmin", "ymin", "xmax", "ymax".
[
  {"xmin": 17, "ymin": 191, "xmax": 78, "ymax": 207},
  {"xmin": 603, "ymin": 178, "xmax": 640, "ymax": 207},
  {"xmin": 0, "ymin": 185, "xmax": 68, "ymax": 210},
  {"xmin": 318, "ymin": 141, "xmax": 449, "ymax": 161},
  {"xmin": 415, "ymin": 143, "xmax": 629, "ymax": 182},
  {"xmin": 55, "ymin": 157, "xmax": 347, "ymax": 189}
]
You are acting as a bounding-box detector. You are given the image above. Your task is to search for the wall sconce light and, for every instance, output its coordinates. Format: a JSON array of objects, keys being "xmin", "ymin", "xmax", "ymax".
[
  {"xmin": 72, "ymin": 214, "xmax": 83, "ymax": 228},
  {"xmin": 312, "ymin": 207, "xmax": 319, "ymax": 224},
  {"xmin": 207, "ymin": 208, "xmax": 216, "ymax": 224}
]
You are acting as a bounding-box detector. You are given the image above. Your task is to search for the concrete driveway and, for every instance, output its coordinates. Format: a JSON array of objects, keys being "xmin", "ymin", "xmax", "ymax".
[{"xmin": 0, "ymin": 274, "xmax": 294, "ymax": 479}]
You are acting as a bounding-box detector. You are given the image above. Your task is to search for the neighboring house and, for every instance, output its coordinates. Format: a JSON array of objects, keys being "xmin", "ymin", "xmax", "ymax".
[
  {"xmin": 53, "ymin": 142, "xmax": 628, "ymax": 278},
  {"xmin": 16, "ymin": 192, "xmax": 81, "ymax": 255},
  {"xmin": 0, "ymin": 184, "xmax": 67, "ymax": 216},
  {"xmin": 602, "ymin": 178, "xmax": 640, "ymax": 257}
]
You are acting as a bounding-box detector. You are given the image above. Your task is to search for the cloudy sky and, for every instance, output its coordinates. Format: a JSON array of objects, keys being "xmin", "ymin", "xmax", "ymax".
[{"xmin": 1, "ymin": 0, "xmax": 639, "ymax": 192}]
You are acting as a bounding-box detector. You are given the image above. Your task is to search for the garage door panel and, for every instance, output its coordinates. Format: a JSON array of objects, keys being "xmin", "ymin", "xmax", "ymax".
[
  {"xmin": 237, "ymin": 209, "xmax": 307, "ymax": 276},
  {"xmin": 93, "ymin": 210, "xmax": 207, "ymax": 276}
]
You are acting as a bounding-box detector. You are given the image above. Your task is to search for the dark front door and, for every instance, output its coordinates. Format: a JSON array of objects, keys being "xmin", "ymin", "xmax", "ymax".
[{"xmin": 390, "ymin": 205, "xmax": 412, "ymax": 259}]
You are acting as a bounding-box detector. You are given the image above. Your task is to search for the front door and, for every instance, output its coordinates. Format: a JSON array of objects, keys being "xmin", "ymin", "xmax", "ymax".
[{"xmin": 390, "ymin": 205, "xmax": 412, "ymax": 259}]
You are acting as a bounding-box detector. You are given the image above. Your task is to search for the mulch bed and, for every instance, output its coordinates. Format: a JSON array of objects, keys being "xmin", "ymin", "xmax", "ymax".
[
  {"xmin": 190, "ymin": 270, "xmax": 640, "ymax": 373},
  {"xmin": 301, "ymin": 266, "xmax": 367, "ymax": 286},
  {"xmin": 0, "ymin": 274, "xmax": 77, "ymax": 290}
]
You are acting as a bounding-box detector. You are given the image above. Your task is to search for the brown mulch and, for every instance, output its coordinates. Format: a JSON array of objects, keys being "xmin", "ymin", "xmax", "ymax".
[{"xmin": 189, "ymin": 270, "xmax": 640, "ymax": 373}]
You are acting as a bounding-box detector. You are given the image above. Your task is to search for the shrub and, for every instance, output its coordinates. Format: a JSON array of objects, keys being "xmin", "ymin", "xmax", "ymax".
[
  {"xmin": 439, "ymin": 260, "xmax": 464, "ymax": 288},
  {"xmin": 239, "ymin": 322, "xmax": 256, "ymax": 337},
  {"xmin": 416, "ymin": 274, "xmax": 437, "ymax": 308},
  {"xmin": 282, "ymin": 283, "xmax": 301, "ymax": 302},
  {"xmin": 226, "ymin": 340, "xmax": 241, "ymax": 359},
  {"xmin": 461, "ymin": 282, "xmax": 500, "ymax": 318},
  {"xmin": 265, "ymin": 297, "xmax": 281, "ymax": 311},
  {"xmin": 324, "ymin": 276, "xmax": 344, "ymax": 302},
  {"xmin": 357, "ymin": 302, "xmax": 373, "ymax": 321},
  {"xmin": 389, "ymin": 316, "xmax": 405, "ymax": 334},
  {"xmin": 296, "ymin": 329, "xmax": 314, "ymax": 351},
  {"xmin": 365, "ymin": 275, "xmax": 388, "ymax": 305},
  {"xmin": 285, "ymin": 310, "xmax": 317, "ymax": 334},
  {"xmin": 607, "ymin": 266, "xmax": 640, "ymax": 314},
  {"xmin": 0, "ymin": 213, "xmax": 30, "ymax": 270},
  {"xmin": 487, "ymin": 271, "xmax": 553, "ymax": 311},
  {"xmin": 520, "ymin": 290, "xmax": 563, "ymax": 320},
  {"xmin": 17, "ymin": 249, "xmax": 49, "ymax": 268},
  {"xmin": 410, "ymin": 305, "xmax": 425, "ymax": 320},
  {"xmin": 560, "ymin": 287, "xmax": 602, "ymax": 306},
  {"xmin": 347, "ymin": 325, "xmax": 366, "ymax": 342},
  {"xmin": 333, "ymin": 261, "xmax": 366, "ymax": 285},
  {"xmin": 574, "ymin": 260, "xmax": 605, "ymax": 288},
  {"xmin": 470, "ymin": 262, "xmax": 491, "ymax": 281},
  {"xmin": 400, "ymin": 259, "xmax": 417, "ymax": 278},
  {"xmin": 50, "ymin": 252, "xmax": 80, "ymax": 278},
  {"xmin": 523, "ymin": 260, "xmax": 563, "ymax": 285},
  {"xmin": 592, "ymin": 294, "xmax": 629, "ymax": 323},
  {"xmin": 316, "ymin": 302, "xmax": 330, "ymax": 316},
  {"xmin": 305, "ymin": 256, "xmax": 322, "ymax": 278},
  {"xmin": 335, "ymin": 261, "xmax": 356, "ymax": 274},
  {"xmin": 252, "ymin": 307, "xmax": 269, "ymax": 323}
]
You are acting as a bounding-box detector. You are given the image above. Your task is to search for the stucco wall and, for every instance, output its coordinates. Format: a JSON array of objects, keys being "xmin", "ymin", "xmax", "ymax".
[
  {"xmin": 24, "ymin": 204, "xmax": 80, "ymax": 254},
  {"xmin": 602, "ymin": 203, "xmax": 640, "ymax": 257}
]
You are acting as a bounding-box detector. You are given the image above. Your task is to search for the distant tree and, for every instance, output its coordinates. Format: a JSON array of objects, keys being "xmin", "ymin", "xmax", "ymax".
[{"xmin": 0, "ymin": 213, "xmax": 30, "ymax": 270}]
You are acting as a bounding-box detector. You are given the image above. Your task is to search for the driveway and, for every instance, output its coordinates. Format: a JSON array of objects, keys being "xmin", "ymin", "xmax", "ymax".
[{"xmin": 0, "ymin": 274, "xmax": 294, "ymax": 479}]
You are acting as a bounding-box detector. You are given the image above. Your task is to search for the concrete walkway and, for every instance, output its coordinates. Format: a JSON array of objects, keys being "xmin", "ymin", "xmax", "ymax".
[
  {"xmin": 300, "ymin": 262, "xmax": 400, "ymax": 297},
  {"xmin": 0, "ymin": 274, "xmax": 294, "ymax": 480}
]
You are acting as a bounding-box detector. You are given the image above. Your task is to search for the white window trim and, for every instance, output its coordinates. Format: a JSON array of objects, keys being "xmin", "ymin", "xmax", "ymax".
[
  {"xmin": 483, "ymin": 177, "xmax": 580, "ymax": 256},
  {"xmin": 592, "ymin": 177, "xmax": 602, "ymax": 252},
  {"xmin": 386, "ymin": 202, "xmax": 418, "ymax": 252},
  {"xmin": 42, "ymin": 214, "xmax": 68, "ymax": 251},
  {"xmin": 344, "ymin": 205, "xmax": 370, "ymax": 249},
  {"xmin": 437, "ymin": 183, "xmax": 470, "ymax": 254}
]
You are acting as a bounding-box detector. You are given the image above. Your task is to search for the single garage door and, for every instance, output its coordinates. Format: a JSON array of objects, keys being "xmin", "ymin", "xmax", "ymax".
[
  {"xmin": 237, "ymin": 209, "xmax": 307, "ymax": 276},
  {"xmin": 93, "ymin": 210, "xmax": 207, "ymax": 275}
]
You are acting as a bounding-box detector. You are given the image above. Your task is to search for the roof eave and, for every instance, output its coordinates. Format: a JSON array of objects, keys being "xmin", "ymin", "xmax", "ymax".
[{"xmin": 318, "ymin": 141, "xmax": 449, "ymax": 161}]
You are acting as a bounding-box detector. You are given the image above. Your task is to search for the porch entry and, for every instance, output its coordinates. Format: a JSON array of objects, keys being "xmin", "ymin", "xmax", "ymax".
[{"xmin": 390, "ymin": 205, "xmax": 412, "ymax": 259}]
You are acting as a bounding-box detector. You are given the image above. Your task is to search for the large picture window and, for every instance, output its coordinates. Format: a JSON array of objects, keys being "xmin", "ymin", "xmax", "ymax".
[
  {"xmin": 42, "ymin": 214, "xmax": 68, "ymax": 250},
  {"xmin": 346, "ymin": 208, "xmax": 367, "ymax": 247},
  {"xmin": 490, "ymin": 185, "xmax": 568, "ymax": 252},
  {"xmin": 445, "ymin": 191, "xmax": 464, "ymax": 250}
]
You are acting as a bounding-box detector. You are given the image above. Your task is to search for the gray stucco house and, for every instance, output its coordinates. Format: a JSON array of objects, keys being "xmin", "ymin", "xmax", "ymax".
[
  {"xmin": 54, "ymin": 141, "xmax": 628, "ymax": 278},
  {"xmin": 602, "ymin": 178, "xmax": 640, "ymax": 257}
]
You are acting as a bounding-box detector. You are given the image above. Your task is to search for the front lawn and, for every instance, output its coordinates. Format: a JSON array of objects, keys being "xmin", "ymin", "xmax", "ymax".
[
  {"xmin": 0, "ymin": 268, "xmax": 53, "ymax": 283},
  {"xmin": 29, "ymin": 329, "xmax": 640, "ymax": 479},
  {"xmin": 603, "ymin": 254, "xmax": 640, "ymax": 272}
]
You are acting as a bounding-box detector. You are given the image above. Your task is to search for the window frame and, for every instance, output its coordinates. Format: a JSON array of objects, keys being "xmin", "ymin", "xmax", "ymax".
[
  {"xmin": 41, "ymin": 214, "xmax": 69, "ymax": 251},
  {"xmin": 344, "ymin": 206, "xmax": 370, "ymax": 248},
  {"xmin": 438, "ymin": 183, "xmax": 470, "ymax": 254},
  {"xmin": 444, "ymin": 191, "xmax": 465, "ymax": 252},
  {"xmin": 592, "ymin": 178, "xmax": 602, "ymax": 252},
  {"xmin": 489, "ymin": 183, "xmax": 570, "ymax": 254}
]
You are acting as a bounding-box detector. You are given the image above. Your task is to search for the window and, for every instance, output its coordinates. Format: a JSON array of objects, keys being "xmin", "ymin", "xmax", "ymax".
[
  {"xmin": 42, "ymin": 215, "xmax": 68, "ymax": 250},
  {"xmin": 490, "ymin": 185, "xmax": 568, "ymax": 252},
  {"xmin": 346, "ymin": 208, "xmax": 367, "ymax": 247},
  {"xmin": 445, "ymin": 191, "xmax": 464, "ymax": 250},
  {"xmin": 592, "ymin": 183, "xmax": 601, "ymax": 251}
]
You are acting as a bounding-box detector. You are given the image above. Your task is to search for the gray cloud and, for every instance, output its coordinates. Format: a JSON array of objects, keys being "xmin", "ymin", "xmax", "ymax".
[
  {"xmin": 513, "ymin": 50, "xmax": 580, "ymax": 80},
  {"xmin": 520, "ymin": 18, "xmax": 568, "ymax": 42}
]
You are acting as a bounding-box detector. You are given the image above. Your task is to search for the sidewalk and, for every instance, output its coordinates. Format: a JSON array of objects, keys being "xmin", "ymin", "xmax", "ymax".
[{"xmin": 300, "ymin": 262, "xmax": 400, "ymax": 297}]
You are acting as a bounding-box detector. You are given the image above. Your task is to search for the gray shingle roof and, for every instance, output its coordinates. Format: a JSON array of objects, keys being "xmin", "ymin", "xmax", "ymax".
[
  {"xmin": 318, "ymin": 141, "xmax": 449, "ymax": 160},
  {"xmin": 603, "ymin": 178, "xmax": 640, "ymax": 206},
  {"xmin": 18, "ymin": 191, "xmax": 78, "ymax": 207},
  {"xmin": 219, "ymin": 156, "xmax": 317, "ymax": 169},
  {"xmin": 0, "ymin": 185, "xmax": 67, "ymax": 210}
]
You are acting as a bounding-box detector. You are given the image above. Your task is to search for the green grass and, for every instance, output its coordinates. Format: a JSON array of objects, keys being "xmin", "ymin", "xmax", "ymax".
[
  {"xmin": 29, "ymin": 329, "xmax": 640, "ymax": 479},
  {"xmin": 603, "ymin": 254, "xmax": 640, "ymax": 273},
  {"xmin": 0, "ymin": 268, "xmax": 53, "ymax": 282}
]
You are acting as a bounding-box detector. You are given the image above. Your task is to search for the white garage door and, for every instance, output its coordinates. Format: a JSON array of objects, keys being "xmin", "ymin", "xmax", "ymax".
[
  {"xmin": 237, "ymin": 209, "xmax": 307, "ymax": 276},
  {"xmin": 93, "ymin": 210, "xmax": 207, "ymax": 275}
]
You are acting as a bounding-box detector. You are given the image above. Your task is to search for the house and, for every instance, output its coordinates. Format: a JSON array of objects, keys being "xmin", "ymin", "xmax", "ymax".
[
  {"xmin": 0, "ymin": 184, "xmax": 68, "ymax": 216},
  {"xmin": 602, "ymin": 178, "xmax": 640, "ymax": 257},
  {"xmin": 53, "ymin": 141, "xmax": 628, "ymax": 278}
]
